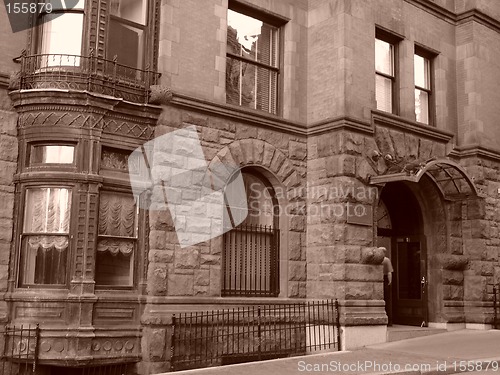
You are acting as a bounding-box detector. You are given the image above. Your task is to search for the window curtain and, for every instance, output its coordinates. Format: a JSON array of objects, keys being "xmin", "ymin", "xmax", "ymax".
[
  {"xmin": 24, "ymin": 188, "xmax": 71, "ymax": 233},
  {"xmin": 98, "ymin": 192, "xmax": 136, "ymax": 237}
]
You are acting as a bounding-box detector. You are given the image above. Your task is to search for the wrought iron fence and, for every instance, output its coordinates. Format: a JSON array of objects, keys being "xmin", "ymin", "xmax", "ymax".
[
  {"xmin": 49, "ymin": 363, "xmax": 135, "ymax": 375},
  {"xmin": 19, "ymin": 52, "xmax": 160, "ymax": 103},
  {"xmin": 1, "ymin": 324, "xmax": 40, "ymax": 374},
  {"xmin": 170, "ymin": 299, "xmax": 340, "ymax": 371},
  {"xmin": 222, "ymin": 224, "xmax": 280, "ymax": 297}
]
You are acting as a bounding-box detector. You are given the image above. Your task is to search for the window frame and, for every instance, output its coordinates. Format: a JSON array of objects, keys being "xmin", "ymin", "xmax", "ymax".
[
  {"xmin": 35, "ymin": 1, "xmax": 86, "ymax": 67},
  {"xmin": 26, "ymin": 142, "xmax": 77, "ymax": 168},
  {"xmin": 106, "ymin": 0, "xmax": 149, "ymax": 70},
  {"xmin": 222, "ymin": 168, "xmax": 280, "ymax": 297},
  {"xmin": 17, "ymin": 185, "xmax": 75, "ymax": 289},
  {"xmin": 95, "ymin": 189, "xmax": 139, "ymax": 290},
  {"xmin": 375, "ymin": 28, "xmax": 402, "ymax": 115},
  {"xmin": 414, "ymin": 45, "xmax": 437, "ymax": 126},
  {"xmin": 226, "ymin": 1, "xmax": 286, "ymax": 115}
]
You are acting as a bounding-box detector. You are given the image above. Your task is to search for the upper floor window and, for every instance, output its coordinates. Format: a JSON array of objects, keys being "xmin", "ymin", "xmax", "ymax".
[
  {"xmin": 226, "ymin": 7, "xmax": 280, "ymax": 114},
  {"xmin": 222, "ymin": 170, "xmax": 279, "ymax": 297},
  {"xmin": 29, "ymin": 145, "xmax": 75, "ymax": 165},
  {"xmin": 375, "ymin": 37, "xmax": 395, "ymax": 113},
  {"xmin": 108, "ymin": 0, "xmax": 147, "ymax": 69},
  {"xmin": 96, "ymin": 191, "xmax": 138, "ymax": 287},
  {"xmin": 19, "ymin": 187, "xmax": 72, "ymax": 287},
  {"xmin": 39, "ymin": 0, "xmax": 85, "ymax": 66},
  {"xmin": 414, "ymin": 49, "xmax": 433, "ymax": 125}
]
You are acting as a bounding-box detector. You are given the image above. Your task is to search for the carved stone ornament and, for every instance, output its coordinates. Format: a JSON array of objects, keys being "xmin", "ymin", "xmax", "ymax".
[
  {"xmin": 361, "ymin": 247, "xmax": 385, "ymax": 265},
  {"xmin": 8, "ymin": 71, "xmax": 21, "ymax": 90},
  {"xmin": 438, "ymin": 254, "xmax": 469, "ymax": 271},
  {"xmin": 149, "ymin": 85, "xmax": 173, "ymax": 105}
]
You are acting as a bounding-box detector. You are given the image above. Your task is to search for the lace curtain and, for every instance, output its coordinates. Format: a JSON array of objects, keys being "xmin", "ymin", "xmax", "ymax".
[
  {"xmin": 98, "ymin": 192, "xmax": 136, "ymax": 237},
  {"xmin": 24, "ymin": 188, "xmax": 71, "ymax": 233},
  {"xmin": 97, "ymin": 238, "xmax": 134, "ymax": 256},
  {"xmin": 28, "ymin": 235, "xmax": 68, "ymax": 252}
]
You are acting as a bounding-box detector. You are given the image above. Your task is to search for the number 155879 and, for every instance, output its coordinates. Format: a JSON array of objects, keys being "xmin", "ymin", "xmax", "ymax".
[{"xmin": 5, "ymin": 2, "xmax": 53, "ymax": 14}]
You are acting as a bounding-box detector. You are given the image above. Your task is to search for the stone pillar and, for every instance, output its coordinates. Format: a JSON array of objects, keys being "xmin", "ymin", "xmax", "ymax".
[{"xmin": 306, "ymin": 130, "xmax": 387, "ymax": 349}]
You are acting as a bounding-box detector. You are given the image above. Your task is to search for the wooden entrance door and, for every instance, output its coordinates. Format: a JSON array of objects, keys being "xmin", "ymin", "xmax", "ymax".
[{"xmin": 392, "ymin": 236, "xmax": 428, "ymax": 326}]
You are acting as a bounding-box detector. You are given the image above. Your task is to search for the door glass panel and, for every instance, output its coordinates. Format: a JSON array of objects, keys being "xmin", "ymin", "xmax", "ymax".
[{"xmin": 397, "ymin": 242, "xmax": 421, "ymax": 300}]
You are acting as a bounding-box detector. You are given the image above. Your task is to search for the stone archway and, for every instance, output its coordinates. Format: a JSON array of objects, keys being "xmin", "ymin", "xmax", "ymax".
[{"xmin": 208, "ymin": 139, "xmax": 307, "ymax": 298}]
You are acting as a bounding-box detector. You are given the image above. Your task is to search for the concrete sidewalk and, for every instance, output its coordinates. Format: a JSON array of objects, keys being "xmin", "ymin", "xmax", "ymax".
[{"xmin": 165, "ymin": 329, "xmax": 500, "ymax": 375}]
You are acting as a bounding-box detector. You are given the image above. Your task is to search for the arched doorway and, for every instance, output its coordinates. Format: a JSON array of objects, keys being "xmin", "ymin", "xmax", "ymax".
[{"xmin": 377, "ymin": 182, "xmax": 428, "ymax": 326}]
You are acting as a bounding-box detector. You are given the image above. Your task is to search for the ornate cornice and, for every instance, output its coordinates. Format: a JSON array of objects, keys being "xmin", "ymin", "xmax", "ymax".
[
  {"xmin": 451, "ymin": 144, "xmax": 500, "ymax": 162},
  {"xmin": 456, "ymin": 9, "xmax": 500, "ymax": 33},
  {"xmin": 404, "ymin": 0, "xmax": 456, "ymax": 24},
  {"xmin": 405, "ymin": 0, "xmax": 500, "ymax": 34}
]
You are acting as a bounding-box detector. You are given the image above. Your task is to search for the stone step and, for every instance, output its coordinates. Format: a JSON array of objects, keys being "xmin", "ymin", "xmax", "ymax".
[{"xmin": 387, "ymin": 325, "xmax": 448, "ymax": 342}]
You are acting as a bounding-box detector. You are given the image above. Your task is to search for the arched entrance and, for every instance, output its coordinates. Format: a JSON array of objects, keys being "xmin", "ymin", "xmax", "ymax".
[
  {"xmin": 377, "ymin": 182, "xmax": 427, "ymax": 326},
  {"xmin": 372, "ymin": 158, "xmax": 479, "ymax": 326}
]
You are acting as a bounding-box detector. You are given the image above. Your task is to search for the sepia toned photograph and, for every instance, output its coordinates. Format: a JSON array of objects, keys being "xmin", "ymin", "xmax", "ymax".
[{"xmin": 0, "ymin": 0, "xmax": 499, "ymax": 374}]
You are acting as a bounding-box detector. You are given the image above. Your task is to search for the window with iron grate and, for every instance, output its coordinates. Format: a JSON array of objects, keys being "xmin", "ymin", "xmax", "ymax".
[{"xmin": 222, "ymin": 170, "xmax": 280, "ymax": 297}]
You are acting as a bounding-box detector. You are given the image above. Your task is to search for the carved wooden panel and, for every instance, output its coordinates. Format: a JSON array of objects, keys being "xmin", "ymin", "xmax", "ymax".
[{"xmin": 101, "ymin": 147, "xmax": 140, "ymax": 174}]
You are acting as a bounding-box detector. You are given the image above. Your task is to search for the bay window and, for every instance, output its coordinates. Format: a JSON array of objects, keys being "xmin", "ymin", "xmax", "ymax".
[
  {"xmin": 19, "ymin": 187, "xmax": 72, "ymax": 286},
  {"xmin": 39, "ymin": 0, "xmax": 85, "ymax": 66},
  {"xmin": 29, "ymin": 145, "xmax": 75, "ymax": 165}
]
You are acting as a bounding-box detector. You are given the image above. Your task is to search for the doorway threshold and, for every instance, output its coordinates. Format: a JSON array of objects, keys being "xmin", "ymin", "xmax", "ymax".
[{"xmin": 387, "ymin": 325, "xmax": 447, "ymax": 342}]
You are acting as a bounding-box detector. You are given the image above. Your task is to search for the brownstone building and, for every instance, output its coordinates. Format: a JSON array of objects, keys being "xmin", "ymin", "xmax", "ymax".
[{"xmin": 0, "ymin": 0, "xmax": 499, "ymax": 373}]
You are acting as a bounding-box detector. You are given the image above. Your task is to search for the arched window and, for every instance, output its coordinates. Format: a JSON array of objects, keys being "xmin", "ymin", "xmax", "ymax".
[{"xmin": 222, "ymin": 170, "xmax": 279, "ymax": 297}]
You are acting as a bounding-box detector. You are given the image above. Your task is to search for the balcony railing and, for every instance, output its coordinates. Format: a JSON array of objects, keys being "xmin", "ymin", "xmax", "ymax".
[{"xmin": 19, "ymin": 52, "xmax": 160, "ymax": 103}]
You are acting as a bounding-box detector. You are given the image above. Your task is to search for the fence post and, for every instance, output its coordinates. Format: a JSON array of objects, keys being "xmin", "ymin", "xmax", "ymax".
[
  {"xmin": 257, "ymin": 306, "xmax": 262, "ymax": 361},
  {"xmin": 170, "ymin": 315, "xmax": 176, "ymax": 372},
  {"xmin": 494, "ymin": 286, "xmax": 498, "ymax": 330},
  {"xmin": 335, "ymin": 299, "xmax": 341, "ymax": 351},
  {"xmin": 33, "ymin": 324, "xmax": 40, "ymax": 373}
]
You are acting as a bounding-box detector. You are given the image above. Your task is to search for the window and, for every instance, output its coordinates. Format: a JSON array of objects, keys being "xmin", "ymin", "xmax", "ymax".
[
  {"xmin": 226, "ymin": 7, "xmax": 280, "ymax": 114},
  {"xmin": 39, "ymin": 0, "xmax": 85, "ymax": 66},
  {"xmin": 222, "ymin": 171, "xmax": 279, "ymax": 297},
  {"xmin": 414, "ymin": 50, "xmax": 433, "ymax": 125},
  {"xmin": 29, "ymin": 145, "xmax": 75, "ymax": 165},
  {"xmin": 95, "ymin": 191, "xmax": 138, "ymax": 287},
  {"xmin": 107, "ymin": 0, "xmax": 147, "ymax": 69},
  {"xmin": 19, "ymin": 188, "xmax": 71, "ymax": 286},
  {"xmin": 375, "ymin": 36, "xmax": 396, "ymax": 113}
]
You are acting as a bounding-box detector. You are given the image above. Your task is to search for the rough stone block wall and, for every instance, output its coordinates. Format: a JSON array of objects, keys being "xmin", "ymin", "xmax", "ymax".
[
  {"xmin": 0, "ymin": 94, "xmax": 18, "ymax": 321},
  {"xmin": 306, "ymin": 130, "xmax": 379, "ymax": 301},
  {"xmin": 146, "ymin": 104, "xmax": 308, "ymax": 299},
  {"xmin": 462, "ymin": 157, "xmax": 500, "ymax": 324}
]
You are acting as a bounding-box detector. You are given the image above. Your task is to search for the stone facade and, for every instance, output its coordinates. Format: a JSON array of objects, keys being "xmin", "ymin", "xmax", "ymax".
[{"xmin": 0, "ymin": 0, "xmax": 500, "ymax": 374}]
